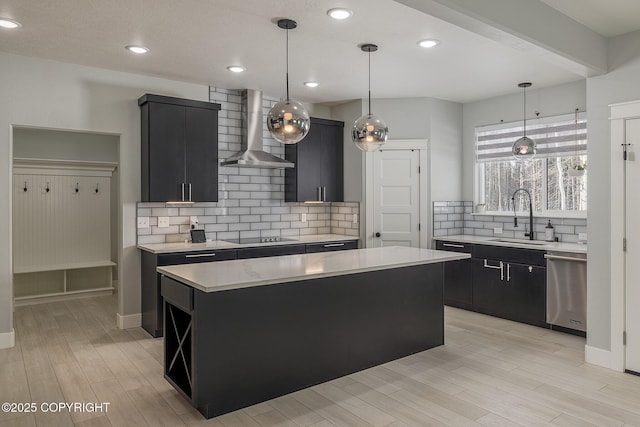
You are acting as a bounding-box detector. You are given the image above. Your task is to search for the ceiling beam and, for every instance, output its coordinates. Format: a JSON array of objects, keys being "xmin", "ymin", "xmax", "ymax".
[{"xmin": 395, "ymin": 0, "xmax": 608, "ymax": 77}]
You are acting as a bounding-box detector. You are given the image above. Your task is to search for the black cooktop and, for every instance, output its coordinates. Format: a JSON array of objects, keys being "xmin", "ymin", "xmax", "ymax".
[{"xmin": 222, "ymin": 237, "xmax": 298, "ymax": 244}]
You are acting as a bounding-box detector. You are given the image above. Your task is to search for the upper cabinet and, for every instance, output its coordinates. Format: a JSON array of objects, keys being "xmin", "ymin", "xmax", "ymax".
[
  {"xmin": 139, "ymin": 94, "xmax": 221, "ymax": 202},
  {"xmin": 285, "ymin": 117, "xmax": 344, "ymax": 202}
]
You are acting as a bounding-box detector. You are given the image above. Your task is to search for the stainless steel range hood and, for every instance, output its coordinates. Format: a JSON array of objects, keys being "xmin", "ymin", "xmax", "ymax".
[{"xmin": 220, "ymin": 89, "xmax": 294, "ymax": 169}]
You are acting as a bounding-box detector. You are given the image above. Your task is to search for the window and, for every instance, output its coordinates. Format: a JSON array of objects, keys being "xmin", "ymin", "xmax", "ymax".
[{"xmin": 475, "ymin": 112, "xmax": 587, "ymax": 214}]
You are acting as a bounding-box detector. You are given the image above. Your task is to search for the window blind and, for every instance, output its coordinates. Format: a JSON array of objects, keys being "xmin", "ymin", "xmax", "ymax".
[{"xmin": 476, "ymin": 112, "xmax": 587, "ymax": 163}]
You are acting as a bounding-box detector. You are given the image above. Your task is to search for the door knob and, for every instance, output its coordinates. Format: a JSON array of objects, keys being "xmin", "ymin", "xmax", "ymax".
[{"xmin": 375, "ymin": 232, "xmax": 381, "ymax": 238}]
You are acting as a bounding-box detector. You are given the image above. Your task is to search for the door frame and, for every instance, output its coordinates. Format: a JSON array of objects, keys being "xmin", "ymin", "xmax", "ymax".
[
  {"xmin": 610, "ymin": 101, "xmax": 640, "ymax": 372},
  {"xmin": 364, "ymin": 139, "xmax": 429, "ymax": 248}
]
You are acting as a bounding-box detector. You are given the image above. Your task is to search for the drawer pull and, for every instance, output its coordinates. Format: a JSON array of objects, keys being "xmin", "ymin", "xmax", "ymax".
[
  {"xmin": 324, "ymin": 243, "xmax": 345, "ymax": 248},
  {"xmin": 442, "ymin": 243, "xmax": 464, "ymax": 248},
  {"xmin": 185, "ymin": 253, "xmax": 216, "ymax": 258},
  {"xmin": 483, "ymin": 259, "xmax": 504, "ymax": 281}
]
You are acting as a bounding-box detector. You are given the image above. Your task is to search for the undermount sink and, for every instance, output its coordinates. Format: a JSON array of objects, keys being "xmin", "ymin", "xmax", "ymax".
[{"xmin": 489, "ymin": 238, "xmax": 550, "ymax": 246}]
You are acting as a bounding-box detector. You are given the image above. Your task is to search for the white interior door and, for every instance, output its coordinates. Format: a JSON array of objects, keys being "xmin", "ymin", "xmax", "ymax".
[
  {"xmin": 372, "ymin": 149, "xmax": 420, "ymax": 247},
  {"xmin": 625, "ymin": 118, "xmax": 640, "ymax": 373}
]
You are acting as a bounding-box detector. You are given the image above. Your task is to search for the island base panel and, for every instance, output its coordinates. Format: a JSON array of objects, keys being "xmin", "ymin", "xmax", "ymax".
[{"xmin": 163, "ymin": 263, "xmax": 444, "ymax": 419}]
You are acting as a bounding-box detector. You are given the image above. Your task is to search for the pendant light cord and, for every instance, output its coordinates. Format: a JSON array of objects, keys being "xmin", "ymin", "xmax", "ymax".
[
  {"xmin": 285, "ymin": 27, "xmax": 290, "ymax": 102},
  {"xmin": 522, "ymin": 85, "xmax": 527, "ymax": 138},
  {"xmin": 368, "ymin": 49, "xmax": 372, "ymax": 116}
]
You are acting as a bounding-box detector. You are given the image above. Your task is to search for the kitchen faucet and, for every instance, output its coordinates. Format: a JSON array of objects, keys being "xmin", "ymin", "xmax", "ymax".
[{"xmin": 511, "ymin": 188, "xmax": 534, "ymax": 240}]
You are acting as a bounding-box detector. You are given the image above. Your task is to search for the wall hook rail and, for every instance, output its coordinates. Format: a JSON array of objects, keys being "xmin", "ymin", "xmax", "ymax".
[
  {"xmin": 95, "ymin": 183, "xmax": 99, "ymax": 193},
  {"xmin": 75, "ymin": 182, "xmax": 79, "ymax": 193},
  {"xmin": 45, "ymin": 182, "xmax": 50, "ymax": 193},
  {"xmin": 23, "ymin": 181, "xmax": 28, "ymax": 192}
]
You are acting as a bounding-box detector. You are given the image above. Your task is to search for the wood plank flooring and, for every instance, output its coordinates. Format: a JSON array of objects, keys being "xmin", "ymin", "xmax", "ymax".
[{"xmin": 2, "ymin": 295, "xmax": 640, "ymax": 426}]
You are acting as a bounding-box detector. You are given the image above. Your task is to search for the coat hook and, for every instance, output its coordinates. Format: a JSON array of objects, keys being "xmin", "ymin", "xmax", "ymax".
[
  {"xmin": 95, "ymin": 183, "xmax": 99, "ymax": 193},
  {"xmin": 46, "ymin": 182, "xmax": 50, "ymax": 193},
  {"xmin": 23, "ymin": 181, "xmax": 28, "ymax": 192},
  {"xmin": 75, "ymin": 182, "xmax": 79, "ymax": 193}
]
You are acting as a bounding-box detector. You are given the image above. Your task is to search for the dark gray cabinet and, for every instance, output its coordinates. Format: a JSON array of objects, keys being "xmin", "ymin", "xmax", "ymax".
[
  {"xmin": 471, "ymin": 244, "xmax": 547, "ymax": 327},
  {"xmin": 142, "ymin": 248, "xmax": 237, "ymax": 337},
  {"xmin": 141, "ymin": 239, "xmax": 359, "ymax": 337},
  {"xmin": 139, "ymin": 94, "xmax": 221, "ymax": 202},
  {"xmin": 285, "ymin": 117, "xmax": 344, "ymax": 202},
  {"xmin": 435, "ymin": 241, "xmax": 473, "ymax": 308}
]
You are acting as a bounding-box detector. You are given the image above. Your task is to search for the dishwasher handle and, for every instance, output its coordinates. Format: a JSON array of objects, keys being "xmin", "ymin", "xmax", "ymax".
[{"xmin": 544, "ymin": 254, "xmax": 587, "ymax": 262}]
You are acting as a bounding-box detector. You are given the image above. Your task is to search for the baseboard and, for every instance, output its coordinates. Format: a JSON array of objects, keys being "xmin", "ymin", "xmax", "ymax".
[
  {"xmin": 0, "ymin": 329, "xmax": 15, "ymax": 349},
  {"xmin": 117, "ymin": 312, "xmax": 142, "ymax": 329},
  {"xmin": 585, "ymin": 344, "xmax": 611, "ymax": 368}
]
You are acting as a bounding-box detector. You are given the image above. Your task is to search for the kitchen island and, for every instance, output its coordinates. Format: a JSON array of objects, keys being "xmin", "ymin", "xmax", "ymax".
[{"xmin": 158, "ymin": 246, "xmax": 470, "ymax": 419}]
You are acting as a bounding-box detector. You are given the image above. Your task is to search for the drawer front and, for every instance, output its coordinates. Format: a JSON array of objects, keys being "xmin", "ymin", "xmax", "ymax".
[
  {"xmin": 161, "ymin": 275, "xmax": 193, "ymax": 313},
  {"xmin": 472, "ymin": 244, "xmax": 545, "ymax": 266},
  {"xmin": 237, "ymin": 244, "xmax": 307, "ymax": 259},
  {"xmin": 435, "ymin": 240, "xmax": 472, "ymax": 254},
  {"xmin": 306, "ymin": 240, "xmax": 358, "ymax": 253},
  {"xmin": 158, "ymin": 249, "xmax": 237, "ymax": 266}
]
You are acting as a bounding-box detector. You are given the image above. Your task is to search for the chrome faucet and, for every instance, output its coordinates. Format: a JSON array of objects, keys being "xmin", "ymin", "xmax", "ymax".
[{"xmin": 511, "ymin": 188, "xmax": 534, "ymax": 240}]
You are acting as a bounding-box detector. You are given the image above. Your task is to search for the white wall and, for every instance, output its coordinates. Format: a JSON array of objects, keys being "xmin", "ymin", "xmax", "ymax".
[
  {"xmin": 0, "ymin": 52, "xmax": 210, "ymax": 344},
  {"xmin": 586, "ymin": 30, "xmax": 640, "ymax": 354}
]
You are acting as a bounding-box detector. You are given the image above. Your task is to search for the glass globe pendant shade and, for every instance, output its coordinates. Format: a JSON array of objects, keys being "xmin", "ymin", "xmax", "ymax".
[
  {"xmin": 352, "ymin": 113, "xmax": 388, "ymax": 152},
  {"xmin": 267, "ymin": 99, "xmax": 310, "ymax": 144},
  {"xmin": 512, "ymin": 136, "xmax": 536, "ymax": 159}
]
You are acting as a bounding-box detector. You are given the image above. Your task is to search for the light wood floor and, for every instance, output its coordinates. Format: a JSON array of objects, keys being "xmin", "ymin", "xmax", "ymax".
[{"xmin": 2, "ymin": 296, "xmax": 640, "ymax": 427}]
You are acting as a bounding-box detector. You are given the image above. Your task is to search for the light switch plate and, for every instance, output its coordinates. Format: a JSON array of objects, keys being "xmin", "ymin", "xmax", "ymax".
[
  {"xmin": 578, "ymin": 232, "xmax": 587, "ymax": 241},
  {"xmin": 158, "ymin": 216, "xmax": 170, "ymax": 228},
  {"xmin": 494, "ymin": 227, "xmax": 503, "ymax": 234},
  {"xmin": 137, "ymin": 217, "xmax": 149, "ymax": 228},
  {"xmin": 301, "ymin": 213, "xmax": 307, "ymax": 223}
]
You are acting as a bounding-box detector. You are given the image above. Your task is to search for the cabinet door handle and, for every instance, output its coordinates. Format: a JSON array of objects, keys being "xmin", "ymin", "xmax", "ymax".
[
  {"xmin": 322, "ymin": 186, "xmax": 327, "ymax": 201},
  {"xmin": 483, "ymin": 259, "xmax": 504, "ymax": 281},
  {"xmin": 317, "ymin": 186, "xmax": 322, "ymax": 201},
  {"xmin": 185, "ymin": 253, "xmax": 216, "ymax": 258},
  {"xmin": 324, "ymin": 243, "xmax": 344, "ymax": 248},
  {"xmin": 442, "ymin": 243, "xmax": 465, "ymax": 248},
  {"xmin": 188, "ymin": 183, "xmax": 192, "ymax": 202},
  {"xmin": 181, "ymin": 183, "xmax": 185, "ymax": 201},
  {"xmin": 506, "ymin": 263, "xmax": 511, "ymax": 282}
]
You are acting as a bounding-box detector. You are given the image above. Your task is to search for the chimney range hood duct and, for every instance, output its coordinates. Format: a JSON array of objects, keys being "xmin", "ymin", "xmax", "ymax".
[{"xmin": 220, "ymin": 89, "xmax": 294, "ymax": 168}]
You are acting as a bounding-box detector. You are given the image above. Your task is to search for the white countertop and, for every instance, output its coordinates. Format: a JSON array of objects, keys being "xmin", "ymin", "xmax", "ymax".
[
  {"xmin": 138, "ymin": 234, "xmax": 358, "ymax": 254},
  {"xmin": 158, "ymin": 246, "xmax": 470, "ymax": 293},
  {"xmin": 434, "ymin": 235, "xmax": 587, "ymax": 254}
]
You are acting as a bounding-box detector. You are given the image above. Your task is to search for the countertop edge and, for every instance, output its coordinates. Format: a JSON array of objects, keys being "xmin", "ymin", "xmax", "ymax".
[
  {"xmin": 433, "ymin": 235, "xmax": 587, "ymax": 254},
  {"xmin": 138, "ymin": 234, "xmax": 359, "ymax": 254},
  {"xmin": 157, "ymin": 249, "xmax": 470, "ymax": 293}
]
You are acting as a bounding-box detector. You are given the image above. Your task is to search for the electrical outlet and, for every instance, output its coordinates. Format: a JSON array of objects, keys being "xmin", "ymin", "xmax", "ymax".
[
  {"xmin": 158, "ymin": 216, "xmax": 170, "ymax": 228},
  {"xmin": 494, "ymin": 227, "xmax": 503, "ymax": 235},
  {"xmin": 578, "ymin": 232, "xmax": 588, "ymax": 241},
  {"xmin": 353, "ymin": 214, "xmax": 358, "ymax": 224},
  {"xmin": 190, "ymin": 216, "xmax": 199, "ymax": 229},
  {"xmin": 137, "ymin": 217, "xmax": 149, "ymax": 228},
  {"xmin": 301, "ymin": 213, "xmax": 307, "ymax": 223}
]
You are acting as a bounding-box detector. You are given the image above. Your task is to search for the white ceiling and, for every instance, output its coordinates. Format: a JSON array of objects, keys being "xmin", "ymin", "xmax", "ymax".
[{"xmin": 0, "ymin": 0, "xmax": 638, "ymax": 105}]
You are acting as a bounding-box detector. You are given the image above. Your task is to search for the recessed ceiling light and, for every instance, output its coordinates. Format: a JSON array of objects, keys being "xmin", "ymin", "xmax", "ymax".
[
  {"xmin": 418, "ymin": 39, "xmax": 440, "ymax": 49},
  {"xmin": 0, "ymin": 18, "xmax": 22, "ymax": 29},
  {"xmin": 327, "ymin": 8, "xmax": 353, "ymax": 20},
  {"xmin": 227, "ymin": 65, "xmax": 246, "ymax": 73},
  {"xmin": 126, "ymin": 45, "xmax": 150, "ymax": 54},
  {"xmin": 304, "ymin": 81, "xmax": 319, "ymax": 88}
]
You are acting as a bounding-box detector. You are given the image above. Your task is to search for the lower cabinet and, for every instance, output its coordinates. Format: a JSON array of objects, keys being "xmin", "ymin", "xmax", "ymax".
[
  {"xmin": 142, "ymin": 239, "xmax": 359, "ymax": 337},
  {"xmin": 439, "ymin": 240, "xmax": 547, "ymax": 328},
  {"xmin": 435, "ymin": 241, "xmax": 472, "ymax": 308}
]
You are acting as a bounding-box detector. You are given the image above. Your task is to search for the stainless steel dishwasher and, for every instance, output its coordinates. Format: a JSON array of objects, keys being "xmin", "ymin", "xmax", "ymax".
[{"xmin": 544, "ymin": 251, "xmax": 587, "ymax": 332}]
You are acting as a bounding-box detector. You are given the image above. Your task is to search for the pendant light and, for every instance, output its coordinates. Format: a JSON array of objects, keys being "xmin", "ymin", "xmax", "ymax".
[
  {"xmin": 512, "ymin": 82, "xmax": 536, "ymax": 160},
  {"xmin": 267, "ymin": 18, "xmax": 310, "ymax": 145},
  {"xmin": 352, "ymin": 43, "xmax": 388, "ymax": 152}
]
